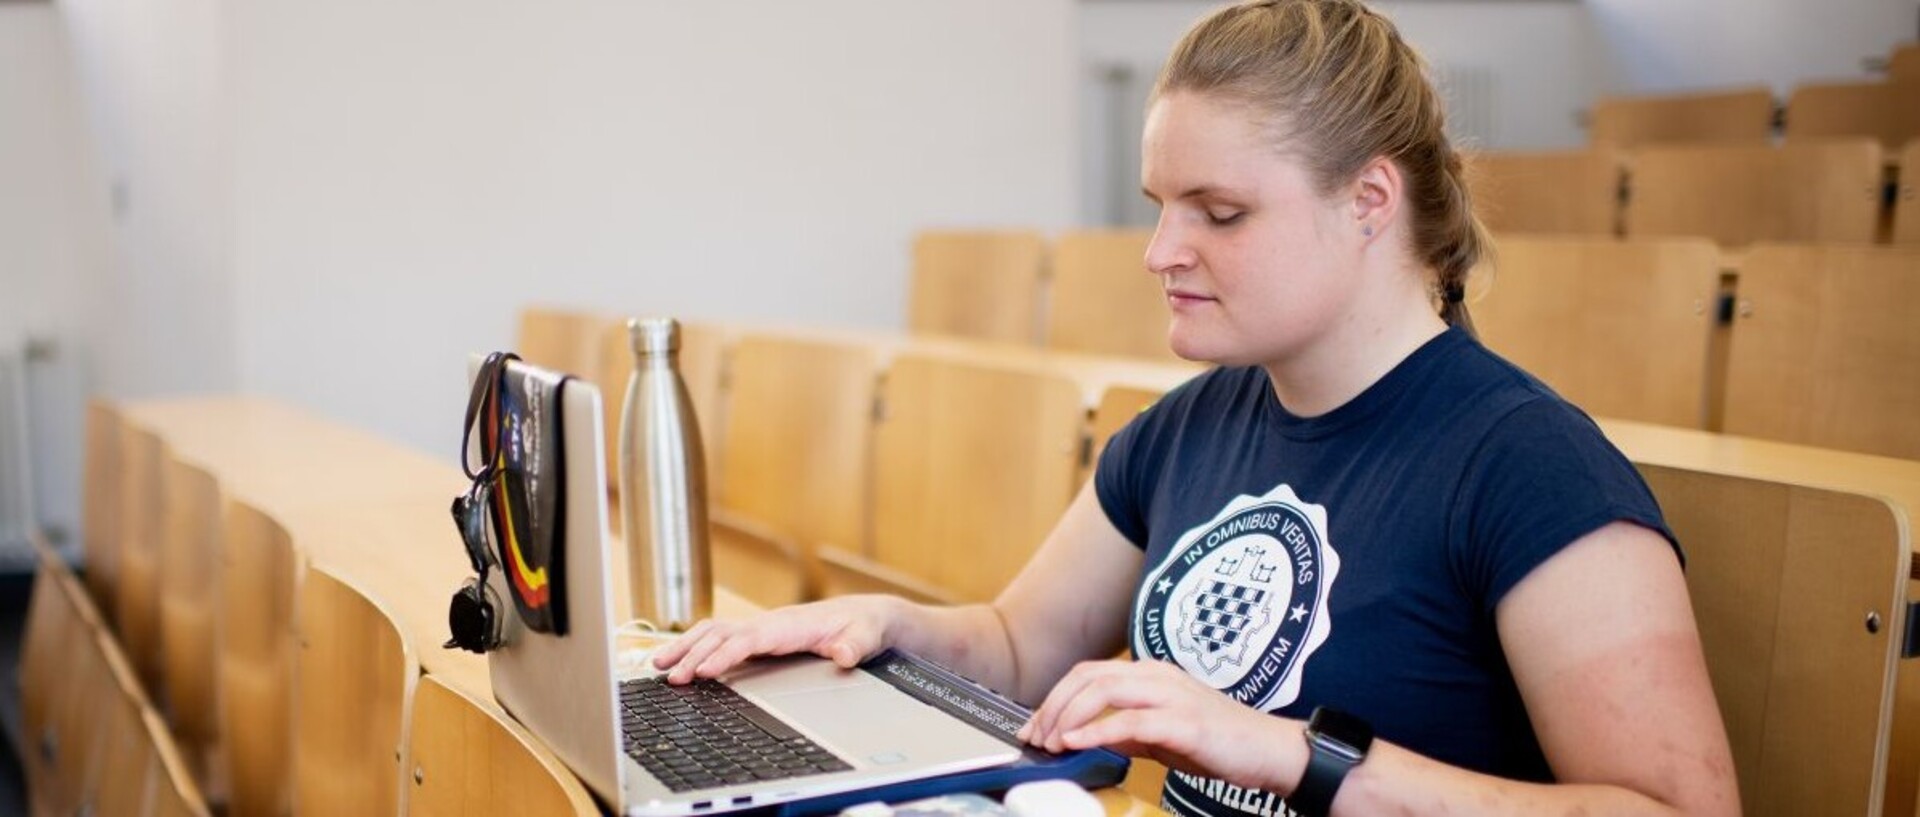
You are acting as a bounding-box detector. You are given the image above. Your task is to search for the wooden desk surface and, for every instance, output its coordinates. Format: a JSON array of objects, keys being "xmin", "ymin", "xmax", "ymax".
[
  {"xmin": 1601, "ymin": 416, "xmax": 1920, "ymax": 521},
  {"xmin": 119, "ymin": 396, "xmax": 1166, "ymax": 816}
]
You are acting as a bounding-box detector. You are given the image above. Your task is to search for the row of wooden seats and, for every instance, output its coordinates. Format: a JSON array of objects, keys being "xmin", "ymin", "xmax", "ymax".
[
  {"xmin": 908, "ymin": 229, "xmax": 1176, "ymax": 357},
  {"xmin": 1591, "ymin": 81, "xmax": 1920, "ymax": 150},
  {"xmin": 20, "ymin": 542, "xmax": 209, "ymax": 817},
  {"xmin": 1471, "ymin": 238, "xmax": 1920, "ymax": 463},
  {"xmin": 897, "ymin": 228, "xmax": 1919, "ymax": 463},
  {"xmin": 1471, "ymin": 139, "xmax": 1917, "ymax": 244},
  {"xmin": 518, "ymin": 305, "xmax": 1920, "ymax": 817},
  {"xmin": 1586, "ymin": 42, "xmax": 1920, "ymax": 149},
  {"xmin": 517, "ymin": 310, "xmax": 1199, "ymax": 609},
  {"xmin": 57, "ymin": 405, "xmax": 596, "ymax": 815}
]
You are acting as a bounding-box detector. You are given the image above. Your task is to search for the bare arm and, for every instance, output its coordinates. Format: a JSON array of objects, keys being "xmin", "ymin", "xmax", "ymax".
[
  {"xmin": 855, "ymin": 482, "xmax": 1144, "ymax": 703},
  {"xmin": 654, "ymin": 481, "xmax": 1143, "ymax": 706},
  {"xmin": 1027, "ymin": 522, "xmax": 1740, "ymax": 817}
]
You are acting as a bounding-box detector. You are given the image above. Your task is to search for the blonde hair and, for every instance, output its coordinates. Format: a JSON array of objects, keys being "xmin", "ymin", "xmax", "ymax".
[{"xmin": 1153, "ymin": 0, "xmax": 1485, "ymax": 333}]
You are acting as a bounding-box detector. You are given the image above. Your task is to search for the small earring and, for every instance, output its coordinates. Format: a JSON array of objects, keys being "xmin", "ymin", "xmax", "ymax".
[{"xmin": 1362, "ymin": 224, "xmax": 1374, "ymax": 237}]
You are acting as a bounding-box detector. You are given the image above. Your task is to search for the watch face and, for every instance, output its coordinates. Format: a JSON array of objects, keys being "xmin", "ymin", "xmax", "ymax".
[{"xmin": 1309, "ymin": 706, "xmax": 1375, "ymax": 757}]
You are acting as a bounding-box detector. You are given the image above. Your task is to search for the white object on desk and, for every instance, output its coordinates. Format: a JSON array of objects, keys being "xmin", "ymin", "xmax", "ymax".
[{"xmin": 1003, "ymin": 780, "xmax": 1103, "ymax": 817}]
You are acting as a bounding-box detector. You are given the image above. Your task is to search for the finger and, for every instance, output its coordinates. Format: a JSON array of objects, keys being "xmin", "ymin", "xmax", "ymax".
[
  {"xmin": 1022, "ymin": 660, "xmax": 1121, "ymax": 746},
  {"xmin": 666, "ymin": 626, "xmax": 735, "ymax": 684},
  {"xmin": 1062, "ymin": 709, "xmax": 1181, "ymax": 753},
  {"xmin": 651, "ymin": 620, "xmax": 714, "ymax": 669},
  {"xmin": 1039, "ymin": 672, "xmax": 1177, "ymax": 753},
  {"xmin": 811, "ymin": 619, "xmax": 881, "ymax": 668},
  {"xmin": 1035, "ymin": 661, "xmax": 1200, "ymax": 749},
  {"xmin": 816, "ymin": 635, "xmax": 862, "ymax": 668},
  {"xmin": 695, "ymin": 625, "xmax": 778, "ymax": 678}
]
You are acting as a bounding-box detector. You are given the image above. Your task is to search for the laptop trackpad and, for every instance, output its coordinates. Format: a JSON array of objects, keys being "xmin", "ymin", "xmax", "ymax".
[{"xmin": 753, "ymin": 678, "xmax": 1013, "ymax": 768}]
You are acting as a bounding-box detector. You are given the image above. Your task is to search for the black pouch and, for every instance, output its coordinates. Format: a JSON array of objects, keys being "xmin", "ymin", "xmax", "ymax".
[{"xmin": 476, "ymin": 363, "xmax": 572, "ymax": 635}]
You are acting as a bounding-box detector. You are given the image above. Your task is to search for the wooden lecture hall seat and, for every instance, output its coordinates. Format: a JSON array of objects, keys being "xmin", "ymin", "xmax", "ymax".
[
  {"xmin": 1784, "ymin": 80, "xmax": 1920, "ymax": 150},
  {"xmin": 823, "ymin": 353, "xmax": 1083, "ymax": 604},
  {"xmin": 406, "ymin": 674, "xmax": 600, "ymax": 815},
  {"xmin": 1888, "ymin": 42, "xmax": 1920, "ymax": 84},
  {"xmin": 1625, "ymin": 139, "xmax": 1884, "ymax": 246},
  {"xmin": 157, "ymin": 456, "xmax": 224, "ymax": 790},
  {"xmin": 1588, "ymin": 86, "xmax": 1776, "ymax": 148},
  {"xmin": 1470, "ymin": 236, "xmax": 1723, "ymax": 429},
  {"xmin": 1468, "ymin": 150, "xmax": 1622, "ymax": 236},
  {"xmin": 907, "ymin": 230, "xmax": 1048, "ymax": 345},
  {"xmin": 117, "ymin": 423, "xmax": 169, "ymax": 692},
  {"xmin": 219, "ymin": 500, "xmax": 303, "ymax": 817},
  {"xmin": 1045, "ymin": 229, "xmax": 1183, "ymax": 362},
  {"xmin": 81, "ymin": 400, "xmax": 124, "ymax": 623},
  {"xmin": 712, "ymin": 332, "xmax": 881, "ymax": 607},
  {"xmin": 1895, "ymin": 140, "xmax": 1920, "ymax": 245},
  {"xmin": 1721, "ymin": 244, "xmax": 1920, "ymax": 461},
  {"xmin": 292, "ymin": 564, "xmax": 418, "ymax": 817}
]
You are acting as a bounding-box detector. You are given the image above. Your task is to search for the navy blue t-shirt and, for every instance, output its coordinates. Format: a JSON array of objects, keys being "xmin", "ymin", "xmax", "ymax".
[{"xmin": 1095, "ymin": 326, "xmax": 1678, "ymax": 817}]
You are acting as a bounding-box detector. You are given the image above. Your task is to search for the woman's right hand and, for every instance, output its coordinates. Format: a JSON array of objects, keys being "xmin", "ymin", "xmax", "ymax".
[{"xmin": 649, "ymin": 594, "xmax": 904, "ymax": 685}]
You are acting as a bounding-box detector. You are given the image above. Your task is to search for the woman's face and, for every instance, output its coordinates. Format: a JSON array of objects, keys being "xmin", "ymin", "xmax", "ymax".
[{"xmin": 1141, "ymin": 91, "xmax": 1361, "ymax": 367}]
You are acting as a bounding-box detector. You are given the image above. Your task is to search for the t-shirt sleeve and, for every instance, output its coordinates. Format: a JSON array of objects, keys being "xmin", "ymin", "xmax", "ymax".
[
  {"xmin": 1094, "ymin": 404, "xmax": 1155, "ymax": 549},
  {"xmin": 1451, "ymin": 398, "xmax": 1680, "ymax": 615}
]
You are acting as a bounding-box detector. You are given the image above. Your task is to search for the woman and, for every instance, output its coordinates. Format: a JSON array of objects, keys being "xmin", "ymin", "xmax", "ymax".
[{"xmin": 655, "ymin": 2, "xmax": 1738, "ymax": 814}]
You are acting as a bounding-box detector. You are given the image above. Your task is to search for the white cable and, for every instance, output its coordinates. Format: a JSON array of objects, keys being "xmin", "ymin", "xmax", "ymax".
[{"xmin": 612, "ymin": 618, "xmax": 675, "ymax": 677}]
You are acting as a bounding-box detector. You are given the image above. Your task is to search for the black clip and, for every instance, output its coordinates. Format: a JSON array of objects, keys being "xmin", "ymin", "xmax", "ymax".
[{"xmin": 1903, "ymin": 602, "xmax": 1920, "ymax": 659}]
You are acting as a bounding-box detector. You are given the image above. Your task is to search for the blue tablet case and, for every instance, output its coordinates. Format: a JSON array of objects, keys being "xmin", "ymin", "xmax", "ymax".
[{"xmin": 763, "ymin": 650, "xmax": 1132, "ymax": 816}]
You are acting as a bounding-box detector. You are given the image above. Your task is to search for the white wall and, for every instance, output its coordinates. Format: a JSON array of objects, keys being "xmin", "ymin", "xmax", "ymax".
[
  {"xmin": 1589, "ymin": 0, "xmax": 1920, "ymax": 93},
  {"xmin": 59, "ymin": 0, "xmax": 236, "ymax": 399},
  {"xmin": 1077, "ymin": 1, "xmax": 1601, "ymax": 225},
  {"xmin": 228, "ymin": 0, "xmax": 1080, "ymax": 457},
  {"xmin": 0, "ymin": 4, "xmax": 111, "ymax": 553}
]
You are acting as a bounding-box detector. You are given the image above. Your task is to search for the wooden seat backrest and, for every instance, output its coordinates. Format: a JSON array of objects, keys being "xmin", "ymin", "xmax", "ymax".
[
  {"xmin": 82, "ymin": 400, "xmax": 124, "ymax": 621},
  {"xmin": 715, "ymin": 333, "xmax": 881, "ymax": 604},
  {"xmin": 1083, "ymin": 385, "xmax": 1166, "ymax": 488},
  {"xmin": 1046, "ymin": 229, "xmax": 1182, "ymax": 361},
  {"xmin": 116, "ymin": 423, "xmax": 169, "ymax": 690},
  {"xmin": 1887, "ymin": 42, "xmax": 1920, "ymax": 84},
  {"xmin": 1785, "ymin": 81, "xmax": 1920, "ymax": 150},
  {"xmin": 1468, "ymin": 150, "xmax": 1623, "ymax": 236},
  {"xmin": 1894, "ymin": 140, "xmax": 1920, "ymax": 245},
  {"xmin": 21, "ymin": 551, "xmax": 100, "ymax": 817},
  {"xmin": 405, "ymin": 674, "xmax": 600, "ymax": 815},
  {"xmin": 1472, "ymin": 235, "xmax": 1722, "ymax": 428},
  {"xmin": 1625, "ymin": 140, "xmax": 1884, "ymax": 246},
  {"xmin": 293, "ymin": 564, "xmax": 417, "ymax": 817},
  {"xmin": 516, "ymin": 307, "xmax": 615, "ymax": 380},
  {"xmin": 907, "ymin": 230, "xmax": 1048, "ymax": 345},
  {"xmin": 866, "ymin": 353, "xmax": 1084, "ymax": 602},
  {"xmin": 1590, "ymin": 87, "xmax": 1775, "ymax": 148},
  {"xmin": 158, "ymin": 455, "xmax": 223, "ymax": 771},
  {"xmin": 145, "ymin": 706, "xmax": 214, "ymax": 817},
  {"xmin": 1639, "ymin": 465, "xmax": 1909, "ymax": 817},
  {"xmin": 219, "ymin": 499, "xmax": 303, "ymax": 817},
  {"xmin": 1722, "ymin": 244, "xmax": 1920, "ymax": 459}
]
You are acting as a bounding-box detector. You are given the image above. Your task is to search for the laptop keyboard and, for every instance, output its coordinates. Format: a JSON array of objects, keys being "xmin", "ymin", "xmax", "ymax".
[{"xmin": 620, "ymin": 677, "xmax": 854, "ymax": 793}]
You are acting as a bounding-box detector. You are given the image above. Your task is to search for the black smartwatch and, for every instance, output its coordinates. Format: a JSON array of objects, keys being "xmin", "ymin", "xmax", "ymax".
[{"xmin": 1291, "ymin": 706, "xmax": 1374, "ymax": 817}]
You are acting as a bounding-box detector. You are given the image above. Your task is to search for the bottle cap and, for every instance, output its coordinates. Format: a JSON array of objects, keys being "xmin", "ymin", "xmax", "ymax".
[{"xmin": 628, "ymin": 317, "xmax": 680, "ymax": 355}]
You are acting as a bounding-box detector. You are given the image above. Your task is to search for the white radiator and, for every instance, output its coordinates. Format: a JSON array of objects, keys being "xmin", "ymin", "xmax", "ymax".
[{"xmin": 0, "ymin": 342, "xmax": 38, "ymax": 569}]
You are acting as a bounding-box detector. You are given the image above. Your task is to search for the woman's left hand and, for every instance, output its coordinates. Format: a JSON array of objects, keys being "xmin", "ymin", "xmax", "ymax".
[{"xmin": 1016, "ymin": 658, "xmax": 1305, "ymax": 792}]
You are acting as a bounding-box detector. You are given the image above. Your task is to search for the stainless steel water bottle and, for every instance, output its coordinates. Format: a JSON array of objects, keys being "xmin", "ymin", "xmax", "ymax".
[{"xmin": 618, "ymin": 317, "xmax": 712, "ymax": 631}]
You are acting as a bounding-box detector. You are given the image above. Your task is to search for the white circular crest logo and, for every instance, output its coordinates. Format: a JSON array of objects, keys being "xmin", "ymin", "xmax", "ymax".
[{"xmin": 1132, "ymin": 484, "xmax": 1339, "ymax": 712}]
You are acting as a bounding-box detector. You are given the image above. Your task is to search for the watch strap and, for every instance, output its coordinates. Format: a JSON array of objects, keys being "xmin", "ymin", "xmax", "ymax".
[{"xmin": 1291, "ymin": 732, "xmax": 1358, "ymax": 817}]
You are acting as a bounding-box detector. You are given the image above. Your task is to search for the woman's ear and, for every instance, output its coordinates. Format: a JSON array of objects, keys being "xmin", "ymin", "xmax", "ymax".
[{"xmin": 1351, "ymin": 156, "xmax": 1402, "ymax": 240}]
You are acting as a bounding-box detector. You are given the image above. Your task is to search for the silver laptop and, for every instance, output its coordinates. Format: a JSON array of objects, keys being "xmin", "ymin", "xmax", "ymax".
[{"xmin": 469, "ymin": 358, "xmax": 1020, "ymax": 816}]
